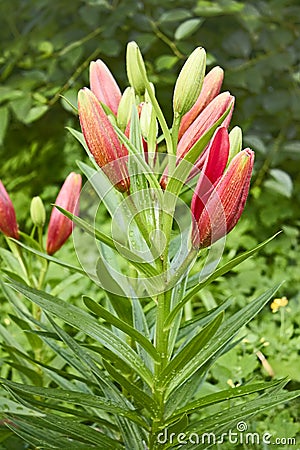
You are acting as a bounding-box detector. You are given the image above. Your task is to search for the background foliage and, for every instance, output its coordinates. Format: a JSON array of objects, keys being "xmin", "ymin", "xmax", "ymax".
[{"xmin": 1, "ymin": 0, "xmax": 299, "ymax": 448}]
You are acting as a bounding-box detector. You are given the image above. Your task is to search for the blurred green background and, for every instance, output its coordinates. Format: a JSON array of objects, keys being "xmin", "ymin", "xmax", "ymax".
[{"xmin": 0, "ymin": 0, "xmax": 299, "ymax": 447}]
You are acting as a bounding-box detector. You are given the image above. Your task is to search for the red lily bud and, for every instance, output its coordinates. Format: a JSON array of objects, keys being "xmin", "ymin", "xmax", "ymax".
[
  {"xmin": 78, "ymin": 88, "xmax": 130, "ymax": 192},
  {"xmin": 191, "ymin": 149, "xmax": 254, "ymax": 249},
  {"xmin": 178, "ymin": 66, "xmax": 224, "ymax": 139},
  {"xmin": 46, "ymin": 172, "xmax": 82, "ymax": 255},
  {"xmin": 0, "ymin": 181, "xmax": 19, "ymax": 239},
  {"xmin": 90, "ymin": 59, "xmax": 121, "ymax": 116},
  {"xmin": 191, "ymin": 127, "xmax": 230, "ymax": 219}
]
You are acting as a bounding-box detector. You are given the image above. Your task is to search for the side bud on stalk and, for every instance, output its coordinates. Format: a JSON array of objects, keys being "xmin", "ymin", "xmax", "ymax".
[
  {"xmin": 78, "ymin": 88, "xmax": 130, "ymax": 192},
  {"xmin": 30, "ymin": 196, "xmax": 46, "ymax": 228},
  {"xmin": 173, "ymin": 47, "xmax": 206, "ymax": 117},
  {"xmin": 90, "ymin": 59, "xmax": 121, "ymax": 116},
  {"xmin": 228, "ymin": 126, "xmax": 243, "ymax": 163},
  {"xmin": 191, "ymin": 149, "xmax": 254, "ymax": 249},
  {"xmin": 0, "ymin": 181, "xmax": 19, "ymax": 239},
  {"xmin": 126, "ymin": 41, "xmax": 146, "ymax": 97},
  {"xmin": 46, "ymin": 172, "xmax": 82, "ymax": 255},
  {"xmin": 117, "ymin": 87, "xmax": 135, "ymax": 131}
]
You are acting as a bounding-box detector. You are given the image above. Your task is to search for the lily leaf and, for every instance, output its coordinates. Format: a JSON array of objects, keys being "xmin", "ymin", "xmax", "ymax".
[
  {"xmin": 162, "ymin": 284, "xmax": 282, "ymax": 397},
  {"xmin": 165, "ymin": 232, "xmax": 281, "ymax": 329},
  {"xmin": 6, "ymin": 279, "xmax": 154, "ymax": 388}
]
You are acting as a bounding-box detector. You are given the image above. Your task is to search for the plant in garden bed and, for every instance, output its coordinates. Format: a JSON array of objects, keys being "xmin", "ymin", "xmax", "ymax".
[{"xmin": 0, "ymin": 42, "xmax": 299, "ymax": 449}]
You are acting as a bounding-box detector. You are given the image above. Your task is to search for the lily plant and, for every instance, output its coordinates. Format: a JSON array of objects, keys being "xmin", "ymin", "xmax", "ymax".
[{"xmin": 0, "ymin": 42, "xmax": 299, "ymax": 450}]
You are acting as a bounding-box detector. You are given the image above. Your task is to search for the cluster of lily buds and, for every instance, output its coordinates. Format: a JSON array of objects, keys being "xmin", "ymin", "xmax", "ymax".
[
  {"xmin": 78, "ymin": 48, "xmax": 157, "ymax": 192},
  {"xmin": 77, "ymin": 42, "xmax": 254, "ymax": 249},
  {"xmin": 46, "ymin": 172, "xmax": 82, "ymax": 255},
  {"xmin": 191, "ymin": 131, "xmax": 254, "ymax": 249},
  {"xmin": 0, "ymin": 181, "xmax": 19, "ymax": 240}
]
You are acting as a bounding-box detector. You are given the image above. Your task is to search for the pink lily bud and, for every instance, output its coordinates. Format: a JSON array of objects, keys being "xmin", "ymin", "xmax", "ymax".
[
  {"xmin": 46, "ymin": 172, "xmax": 82, "ymax": 255},
  {"xmin": 0, "ymin": 181, "xmax": 19, "ymax": 239},
  {"xmin": 90, "ymin": 59, "xmax": 121, "ymax": 116},
  {"xmin": 178, "ymin": 66, "xmax": 224, "ymax": 139},
  {"xmin": 160, "ymin": 93, "xmax": 234, "ymax": 190},
  {"xmin": 178, "ymin": 92, "xmax": 234, "ymax": 160},
  {"xmin": 78, "ymin": 88, "xmax": 130, "ymax": 193},
  {"xmin": 191, "ymin": 148, "xmax": 254, "ymax": 249}
]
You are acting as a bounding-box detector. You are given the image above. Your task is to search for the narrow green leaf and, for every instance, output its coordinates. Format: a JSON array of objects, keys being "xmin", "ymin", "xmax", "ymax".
[
  {"xmin": 181, "ymin": 390, "xmax": 300, "ymax": 450},
  {"xmin": 3, "ymin": 343, "xmax": 99, "ymax": 388},
  {"xmin": 83, "ymin": 296, "xmax": 160, "ymax": 362},
  {"xmin": 95, "ymin": 245, "xmax": 135, "ymax": 309},
  {"xmin": 15, "ymin": 413, "xmax": 121, "ymax": 449},
  {"xmin": 45, "ymin": 317, "xmax": 133, "ymax": 409},
  {"xmin": 55, "ymin": 206, "xmax": 160, "ymax": 280},
  {"xmin": 177, "ymin": 298, "xmax": 232, "ymax": 340},
  {"xmin": 165, "ymin": 233, "xmax": 281, "ymax": 328},
  {"xmin": 6, "ymin": 280, "xmax": 154, "ymax": 388},
  {"xmin": 163, "ymin": 284, "xmax": 282, "ymax": 396},
  {"xmin": 0, "ymin": 396, "xmax": 44, "ymax": 417},
  {"xmin": 76, "ymin": 160, "xmax": 125, "ymax": 220},
  {"xmin": 5, "ymin": 417, "xmax": 104, "ymax": 449},
  {"xmin": 166, "ymin": 379, "xmax": 284, "ymax": 425},
  {"xmin": 8, "ymin": 238, "xmax": 84, "ymax": 274},
  {"xmin": 159, "ymin": 314, "xmax": 223, "ymax": 386},
  {"xmin": 103, "ymin": 361, "xmax": 157, "ymax": 413},
  {"xmin": 132, "ymin": 297, "xmax": 153, "ymax": 370},
  {"xmin": 67, "ymin": 127, "xmax": 100, "ymax": 171},
  {"xmin": 1, "ymin": 379, "xmax": 149, "ymax": 429}
]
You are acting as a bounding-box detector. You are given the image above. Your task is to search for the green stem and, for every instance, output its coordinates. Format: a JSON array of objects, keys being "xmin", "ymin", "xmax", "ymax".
[
  {"xmin": 5, "ymin": 238, "xmax": 30, "ymax": 282},
  {"xmin": 125, "ymin": 193, "xmax": 162, "ymax": 269}
]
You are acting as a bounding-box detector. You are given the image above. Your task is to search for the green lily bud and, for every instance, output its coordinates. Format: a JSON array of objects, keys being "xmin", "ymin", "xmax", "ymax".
[
  {"xmin": 228, "ymin": 126, "xmax": 243, "ymax": 164},
  {"xmin": 30, "ymin": 196, "xmax": 46, "ymax": 228},
  {"xmin": 126, "ymin": 41, "xmax": 146, "ymax": 96},
  {"xmin": 140, "ymin": 102, "xmax": 157, "ymax": 139},
  {"xmin": 117, "ymin": 87, "xmax": 135, "ymax": 131},
  {"xmin": 173, "ymin": 47, "xmax": 206, "ymax": 117}
]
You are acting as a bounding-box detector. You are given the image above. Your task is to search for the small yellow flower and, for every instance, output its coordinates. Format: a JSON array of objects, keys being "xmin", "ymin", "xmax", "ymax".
[{"xmin": 270, "ymin": 296, "xmax": 288, "ymax": 313}]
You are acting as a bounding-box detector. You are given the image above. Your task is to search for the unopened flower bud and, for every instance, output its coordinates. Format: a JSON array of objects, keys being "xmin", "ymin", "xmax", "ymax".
[
  {"xmin": 117, "ymin": 87, "xmax": 135, "ymax": 131},
  {"xmin": 178, "ymin": 66, "xmax": 224, "ymax": 138},
  {"xmin": 126, "ymin": 41, "xmax": 146, "ymax": 96},
  {"xmin": 78, "ymin": 88, "xmax": 130, "ymax": 193},
  {"xmin": 46, "ymin": 173, "xmax": 82, "ymax": 255},
  {"xmin": 140, "ymin": 102, "xmax": 157, "ymax": 139},
  {"xmin": 173, "ymin": 47, "xmax": 206, "ymax": 117},
  {"xmin": 89, "ymin": 59, "xmax": 121, "ymax": 115},
  {"xmin": 30, "ymin": 196, "xmax": 46, "ymax": 228},
  {"xmin": 191, "ymin": 148, "xmax": 254, "ymax": 248},
  {"xmin": 0, "ymin": 181, "xmax": 19, "ymax": 239},
  {"xmin": 228, "ymin": 126, "xmax": 242, "ymax": 163}
]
